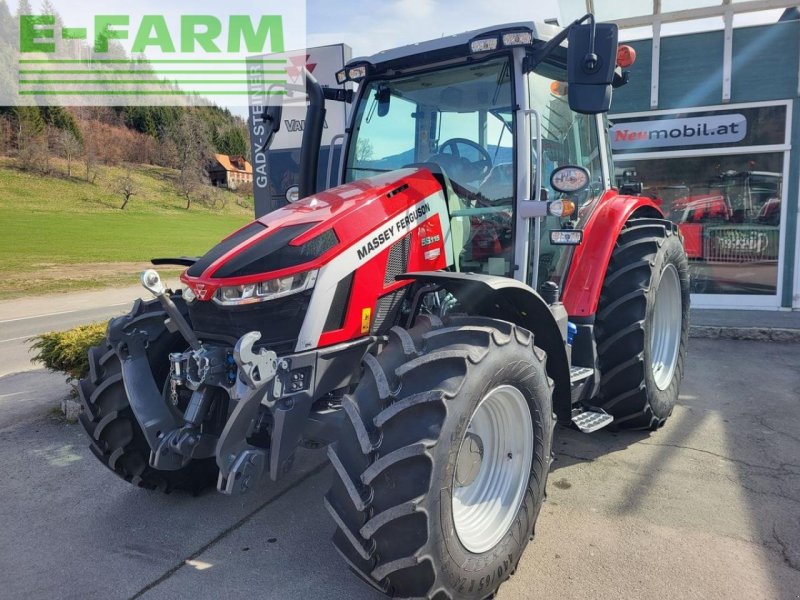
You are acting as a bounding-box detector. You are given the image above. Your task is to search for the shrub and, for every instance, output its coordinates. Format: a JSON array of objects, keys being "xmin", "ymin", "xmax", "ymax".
[{"xmin": 29, "ymin": 322, "xmax": 107, "ymax": 382}]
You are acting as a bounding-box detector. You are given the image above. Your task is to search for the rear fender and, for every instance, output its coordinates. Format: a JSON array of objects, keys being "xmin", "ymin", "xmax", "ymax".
[
  {"xmin": 400, "ymin": 272, "xmax": 572, "ymax": 421},
  {"xmin": 563, "ymin": 192, "xmax": 663, "ymax": 318}
]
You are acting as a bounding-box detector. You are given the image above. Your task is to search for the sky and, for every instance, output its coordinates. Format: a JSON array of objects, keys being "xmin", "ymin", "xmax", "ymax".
[
  {"xmin": 305, "ymin": 0, "xmax": 790, "ymax": 55},
  {"xmin": 15, "ymin": 0, "xmax": 790, "ymax": 59},
  {"xmin": 305, "ymin": 0, "xmax": 561, "ymax": 57},
  {"xmin": 12, "ymin": 0, "xmax": 791, "ymax": 114}
]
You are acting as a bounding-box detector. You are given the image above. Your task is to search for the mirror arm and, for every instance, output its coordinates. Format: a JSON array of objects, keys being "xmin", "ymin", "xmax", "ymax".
[
  {"xmin": 528, "ymin": 13, "xmax": 593, "ymax": 69},
  {"xmin": 323, "ymin": 87, "xmax": 354, "ymax": 103},
  {"xmin": 583, "ymin": 13, "xmax": 598, "ymax": 72}
]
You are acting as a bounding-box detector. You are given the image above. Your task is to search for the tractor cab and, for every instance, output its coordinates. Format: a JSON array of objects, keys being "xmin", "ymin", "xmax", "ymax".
[{"xmin": 334, "ymin": 20, "xmax": 623, "ymax": 292}]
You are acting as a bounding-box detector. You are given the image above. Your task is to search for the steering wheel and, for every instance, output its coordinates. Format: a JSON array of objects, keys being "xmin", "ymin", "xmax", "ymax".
[{"xmin": 438, "ymin": 138, "xmax": 492, "ymax": 181}]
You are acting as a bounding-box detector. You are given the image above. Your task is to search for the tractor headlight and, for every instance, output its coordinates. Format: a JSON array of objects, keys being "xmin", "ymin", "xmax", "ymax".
[{"xmin": 213, "ymin": 270, "xmax": 318, "ymax": 306}]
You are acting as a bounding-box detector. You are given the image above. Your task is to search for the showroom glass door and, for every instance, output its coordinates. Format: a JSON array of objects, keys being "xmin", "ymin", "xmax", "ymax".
[{"xmin": 610, "ymin": 102, "xmax": 791, "ymax": 309}]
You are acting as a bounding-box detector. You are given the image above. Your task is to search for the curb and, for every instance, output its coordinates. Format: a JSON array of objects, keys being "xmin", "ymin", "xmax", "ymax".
[{"xmin": 690, "ymin": 325, "xmax": 800, "ymax": 342}]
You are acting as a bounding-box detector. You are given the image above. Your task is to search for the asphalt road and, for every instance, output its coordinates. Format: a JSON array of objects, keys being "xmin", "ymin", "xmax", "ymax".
[
  {"xmin": 0, "ymin": 280, "xmax": 182, "ymax": 377},
  {"xmin": 1, "ymin": 338, "xmax": 799, "ymax": 600}
]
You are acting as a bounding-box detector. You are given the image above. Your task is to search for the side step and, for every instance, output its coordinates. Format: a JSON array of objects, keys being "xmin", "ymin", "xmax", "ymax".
[
  {"xmin": 569, "ymin": 366, "xmax": 594, "ymax": 404},
  {"xmin": 571, "ymin": 408, "xmax": 614, "ymax": 433},
  {"xmin": 569, "ymin": 366, "xmax": 593, "ymax": 385}
]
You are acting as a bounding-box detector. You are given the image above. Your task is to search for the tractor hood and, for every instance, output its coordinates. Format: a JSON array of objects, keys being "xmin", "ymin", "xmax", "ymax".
[{"xmin": 180, "ymin": 168, "xmax": 445, "ymax": 300}]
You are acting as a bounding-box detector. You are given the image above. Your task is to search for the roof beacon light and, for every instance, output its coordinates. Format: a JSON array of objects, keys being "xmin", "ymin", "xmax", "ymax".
[
  {"xmin": 617, "ymin": 45, "xmax": 636, "ymax": 68},
  {"xmin": 502, "ymin": 31, "xmax": 533, "ymax": 47},
  {"xmin": 470, "ymin": 37, "xmax": 499, "ymax": 53},
  {"xmin": 549, "ymin": 81, "xmax": 567, "ymax": 96}
]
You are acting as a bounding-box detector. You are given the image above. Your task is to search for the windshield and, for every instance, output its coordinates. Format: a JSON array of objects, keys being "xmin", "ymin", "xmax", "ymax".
[
  {"xmin": 345, "ymin": 57, "xmax": 514, "ymax": 196},
  {"xmin": 344, "ymin": 57, "xmax": 518, "ymax": 277}
]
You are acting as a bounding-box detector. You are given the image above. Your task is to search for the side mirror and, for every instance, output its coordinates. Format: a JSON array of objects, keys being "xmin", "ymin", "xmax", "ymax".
[
  {"xmin": 262, "ymin": 103, "xmax": 283, "ymax": 151},
  {"xmin": 567, "ymin": 23, "xmax": 619, "ymax": 114},
  {"xmin": 619, "ymin": 181, "xmax": 643, "ymax": 196}
]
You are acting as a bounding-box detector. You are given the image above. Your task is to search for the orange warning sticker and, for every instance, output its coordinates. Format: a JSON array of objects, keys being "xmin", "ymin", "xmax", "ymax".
[{"xmin": 361, "ymin": 307, "xmax": 372, "ymax": 334}]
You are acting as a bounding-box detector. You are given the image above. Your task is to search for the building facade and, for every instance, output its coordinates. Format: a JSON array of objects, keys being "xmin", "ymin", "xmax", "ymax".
[
  {"xmin": 611, "ymin": 16, "xmax": 799, "ymax": 310},
  {"xmin": 207, "ymin": 154, "xmax": 253, "ymax": 190}
]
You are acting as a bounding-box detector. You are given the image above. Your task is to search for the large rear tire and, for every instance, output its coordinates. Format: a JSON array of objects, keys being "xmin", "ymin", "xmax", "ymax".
[
  {"xmin": 78, "ymin": 297, "xmax": 219, "ymax": 493},
  {"xmin": 326, "ymin": 315, "xmax": 554, "ymax": 599},
  {"xmin": 594, "ymin": 218, "xmax": 690, "ymax": 430}
]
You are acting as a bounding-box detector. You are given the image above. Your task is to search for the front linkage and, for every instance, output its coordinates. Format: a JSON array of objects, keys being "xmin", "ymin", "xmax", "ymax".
[{"xmin": 115, "ymin": 269, "xmax": 370, "ymax": 495}]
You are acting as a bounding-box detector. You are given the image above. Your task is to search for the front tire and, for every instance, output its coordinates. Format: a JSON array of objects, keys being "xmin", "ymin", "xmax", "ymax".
[
  {"xmin": 78, "ymin": 297, "xmax": 219, "ymax": 493},
  {"xmin": 326, "ymin": 315, "xmax": 554, "ymax": 599},
  {"xmin": 594, "ymin": 218, "xmax": 690, "ymax": 430}
]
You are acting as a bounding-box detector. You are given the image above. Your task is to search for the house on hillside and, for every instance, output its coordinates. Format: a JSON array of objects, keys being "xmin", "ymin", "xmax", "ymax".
[{"xmin": 207, "ymin": 154, "xmax": 253, "ymax": 189}]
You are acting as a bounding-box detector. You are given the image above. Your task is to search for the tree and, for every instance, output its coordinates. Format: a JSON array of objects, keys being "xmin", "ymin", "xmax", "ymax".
[
  {"xmin": 42, "ymin": 106, "xmax": 82, "ymax": 142},
  {"xmin": 0, "ymin": 114, "xmax": 13, "ymax": 154},
  {"xmin": 15, "ymin": 106, "xmax": 47, "ymax": 172},
  {"xmin": 82, "ymin": 128, "xmax": 98, "ymax": 183},
  {"xmin": 197, "ymin": 184, "xmax": 228, "ymax": 210},
  {"xmin": 15, "ymin": 105, "xmax": 44, "ymax": 137},
  {"xmin": 113, "ymin": 170, "xmax": 138, "ymax": 210},
  {"xmin": 215, "ymin": 125, "xmax": 248, "ymax": 156},
  {"xmin": 0, "ymin": 1, "xmax": 13, "ymax": 40},
  {"xmin": 16, "ymin": 0, "xmax": 32, "ymax": 16},
  {"xmin": 167, "ymin": 111, "xmax": 213, "ymax": 209},
  {"xmin": 58, "ymin": 130, "xmax": 81, "ymax": 177},
  {"xmin": 356, "ymin": 138, "xmax": 374, "ymax": 162},
  {"xmin": 175, "ymin": 162, "xmax": 208, "ymax": 210}
]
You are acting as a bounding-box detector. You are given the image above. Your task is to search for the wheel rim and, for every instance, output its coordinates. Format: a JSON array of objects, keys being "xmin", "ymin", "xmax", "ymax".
[
  {"xmin": 452, "ymin": 384, "xmax": 534, "ymax": 554},
  {"xmin": 650, "ymin": 263, "xmax": 682, "ymax": 391}
]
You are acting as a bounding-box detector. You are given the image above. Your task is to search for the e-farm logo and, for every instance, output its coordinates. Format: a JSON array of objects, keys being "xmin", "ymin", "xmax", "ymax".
[
  {"xmin": 20, "ymin": 15, "xmax": 284, "ymax": 54},
  {"xmin": 14, "ymin": 12, "xmax": 295, "ymax": 105}
]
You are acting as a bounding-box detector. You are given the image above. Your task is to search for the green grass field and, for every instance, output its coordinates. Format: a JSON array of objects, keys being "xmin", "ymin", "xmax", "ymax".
[{"xmin": 0, "ymin": 158, "xmax": 253, "ymax": 300}]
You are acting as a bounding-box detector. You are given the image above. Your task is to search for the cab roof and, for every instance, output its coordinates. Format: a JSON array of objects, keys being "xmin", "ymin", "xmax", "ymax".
[{"xmin": 346, "ymin": 21, "xmax": 562, "ymax": 74}]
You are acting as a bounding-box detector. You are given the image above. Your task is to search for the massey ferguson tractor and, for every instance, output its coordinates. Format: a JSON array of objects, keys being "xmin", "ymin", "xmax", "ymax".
[{"xmin": 78, "ymin": 15, "xmax": 689, "ymax": 600}]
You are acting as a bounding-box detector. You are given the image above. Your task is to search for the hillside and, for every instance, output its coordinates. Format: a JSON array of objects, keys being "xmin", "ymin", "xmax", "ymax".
[{"xmin": 0, "ymin": 158, "xmax": 252, "ymax": 299}]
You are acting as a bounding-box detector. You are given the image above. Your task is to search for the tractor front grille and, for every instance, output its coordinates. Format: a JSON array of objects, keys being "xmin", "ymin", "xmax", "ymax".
[{"xmin": 188, "ymin": 291, "xmax": 312, "ymax": 355}]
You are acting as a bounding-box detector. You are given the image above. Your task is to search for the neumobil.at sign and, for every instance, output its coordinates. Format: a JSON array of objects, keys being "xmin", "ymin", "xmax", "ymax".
[{"xmin": 610, "ymin": 114, "xmax": 747, "ymax": 150}]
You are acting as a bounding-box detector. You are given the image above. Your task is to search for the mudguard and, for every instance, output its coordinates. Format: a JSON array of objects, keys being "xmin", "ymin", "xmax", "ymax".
[
  {"xmin": 562, "ymin": 192, "xmax": 663, "ymax": 318},
  {"xmin": 400, "ymin": 271, "xmax": 572, "ymax": 421}
]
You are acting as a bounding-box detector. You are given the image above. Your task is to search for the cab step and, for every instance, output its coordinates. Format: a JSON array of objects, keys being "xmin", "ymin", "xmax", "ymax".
[
  {"xmin": 569, "ymin": 366, "xmax": 595, "ymax": 404},
  {"xmin": 569, "ymin": 366, "xmax": 594, "ymax": 385},
  {"xmin": 571, "ymin": 408, "xmax": 614, "ymax": 433}
]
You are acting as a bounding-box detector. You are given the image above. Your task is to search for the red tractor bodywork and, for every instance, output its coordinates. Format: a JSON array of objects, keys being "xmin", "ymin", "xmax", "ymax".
[
  {"xmin": 562, "ymin": 191, "xmax": 664, "ymax": 317},
  {"xmin": 182, "ymin": 171, "xmax": 663, "ymax": 334},
  {"xmin": 181, "ymin": 169, "xmax": 450, "ymax": 351}
]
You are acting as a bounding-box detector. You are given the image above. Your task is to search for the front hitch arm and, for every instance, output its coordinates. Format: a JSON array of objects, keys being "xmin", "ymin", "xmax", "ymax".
[{"xmin": 216, "ymin": 332, "xmax": 278, "ymax": 495}]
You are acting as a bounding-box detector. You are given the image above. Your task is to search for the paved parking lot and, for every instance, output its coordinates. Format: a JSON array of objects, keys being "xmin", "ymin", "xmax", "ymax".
[{"xmin": 1, "ymin": 338, "xmax": 799, "ymax": 600}]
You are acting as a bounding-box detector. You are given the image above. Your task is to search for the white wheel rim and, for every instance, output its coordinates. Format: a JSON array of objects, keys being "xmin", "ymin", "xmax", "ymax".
[
  {"xmin": 650, "ymin": 263, "xmax": 682, "ymax": 391},
  {"xmin": 452, "ymin": 385, "xmax": 534, "ymax": 554}
]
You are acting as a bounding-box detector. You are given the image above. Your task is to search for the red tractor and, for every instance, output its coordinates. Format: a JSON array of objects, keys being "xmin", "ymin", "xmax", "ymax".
[
  {"xmin": 666, "ymin": 171, "xmax": 781, "ymax": 292},
  {"xmin": 79, "ymin": 16, "xmax": 689, "ymax": 600}
]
